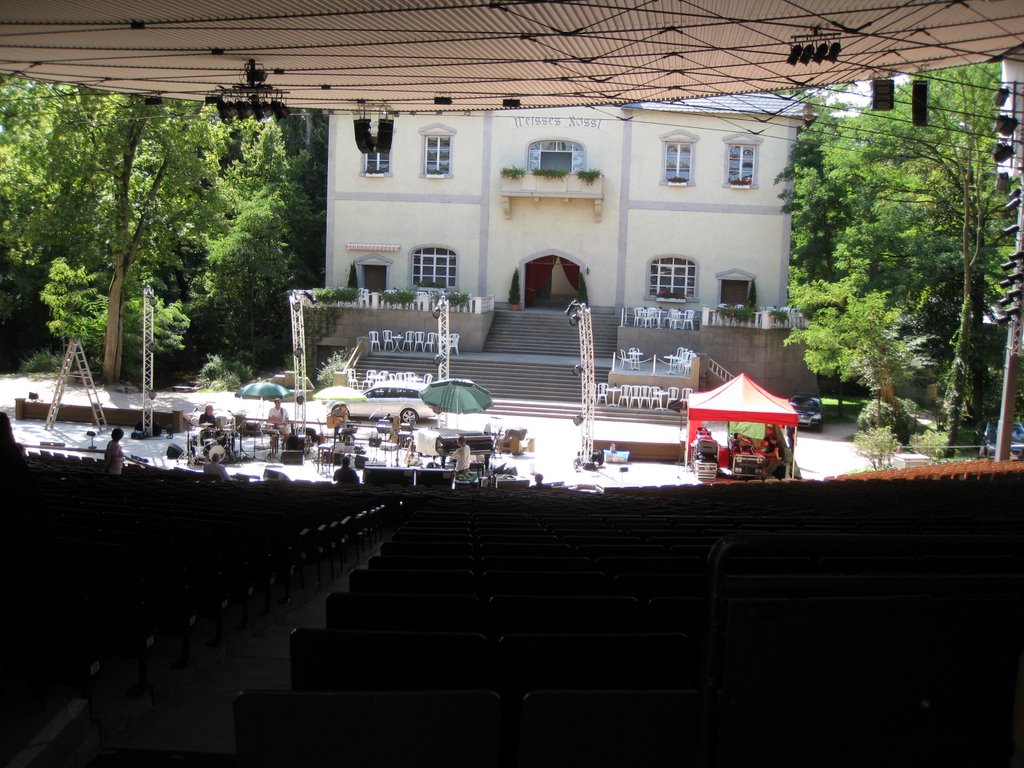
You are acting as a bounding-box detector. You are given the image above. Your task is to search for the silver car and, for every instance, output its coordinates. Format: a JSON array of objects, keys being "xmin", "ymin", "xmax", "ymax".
[{"xmin": 333, "ymin": 384, "xmax": 432, "ymax": 424}]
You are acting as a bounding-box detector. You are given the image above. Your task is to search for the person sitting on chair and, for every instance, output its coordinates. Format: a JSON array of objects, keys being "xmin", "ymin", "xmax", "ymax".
[
  {"xmin": 198, "ymin": 404, "xmax": 217, "ymax": 428},
  {"xmin": 203, "ymin": 451, "xmax": 231, "ymax": 481},
  {"xmin": 333, "ymin": 454, "xmax": 361, "ymax": 485},
  {"xmin": 326, "ymin": 402, "xmax": 351, "ymax": 440},
  {"xmin": 266, "ymin": 398, "xmax": 289, "ymax": 456}
]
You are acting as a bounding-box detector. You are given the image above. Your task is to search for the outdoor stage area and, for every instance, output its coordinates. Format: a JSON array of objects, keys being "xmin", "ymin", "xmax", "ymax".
[{"xmin": 2, "ymin": 375, "xmax": 870, "ymax": 486}]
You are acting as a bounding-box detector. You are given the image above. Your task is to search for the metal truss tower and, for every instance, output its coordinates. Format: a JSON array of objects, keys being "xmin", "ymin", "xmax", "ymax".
[
  {"xmin": 289, "ymin": 290, "xmax": 312, "ymax": 431},
  {"xmin": 569, "ymin": 301, "xmax": 596, "ymax": 471},
  {"xmin": 433, "ymin": 294, "xmax": 451, "ymax": 427},
  {"xmin": 141, "ymin": 285, "xmax": 156, "ymax": 436}
]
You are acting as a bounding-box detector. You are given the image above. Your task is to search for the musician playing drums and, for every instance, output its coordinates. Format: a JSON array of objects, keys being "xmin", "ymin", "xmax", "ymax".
[
  {"xmin": 198, "ymin": 404, "xmax": 217, "ymax": 428},
  {"xmin": 326, "ymin": 402, "xmax": 351, "ymax": 440},
  {"xmin": 267, "ymin": 397, "xmax": 290, "ymax": 455}
]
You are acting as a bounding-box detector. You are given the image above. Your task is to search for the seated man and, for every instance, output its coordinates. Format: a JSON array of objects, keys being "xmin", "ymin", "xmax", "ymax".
[
  {"xmin": 333, "ymin": 454, "xmax": 361, "ymax": 485},
  {"xmin": 198, "ymin": 404, "xmax": 217, "ymax": 428},
  {"xmin": 203, "ymin": 451, "xmax": 231, "ymax": 481},
  {"xmin": 266, "ymin": 397, "xmax": 290, "ymax": 456}
]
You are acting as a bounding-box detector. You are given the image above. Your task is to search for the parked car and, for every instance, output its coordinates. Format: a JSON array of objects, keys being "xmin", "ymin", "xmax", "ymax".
[
  {"xmin": 331, "ymin": 384, "xmax": 432, "ymax": 424},
  {"xmin": 977, "ymin": 420, "xmax": 1024, "ymax": 458},
  {"xmin": 789, "ymin": 394, "xmax": 824, "ymax": 431}
]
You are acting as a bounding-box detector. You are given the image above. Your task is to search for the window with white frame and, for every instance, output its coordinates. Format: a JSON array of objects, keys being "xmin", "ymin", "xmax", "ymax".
[
  {"xmin": 424, "ymin": 135, "xmax": 451, "ymax": 176},
  {"xmin": 662, "ymin": 130, "xmax": 698, "ymax": 185},
  {"xmin": 363, "ymin": 152, "xmax": 390, "ymax": 175},
  {"xmin": 412, "ymin": 247, "xmax": 457, "ymax": 288},
  {"xmin": 726, "ymin": 142, "xmax": 757, "ymax": 185},
  {"xmin": 527, "ymin": 140, "xmax": 584, "ymax": 172},
  {"xmin": 648, "ymin": 257, "xmax": 697, "ymax": 299}
]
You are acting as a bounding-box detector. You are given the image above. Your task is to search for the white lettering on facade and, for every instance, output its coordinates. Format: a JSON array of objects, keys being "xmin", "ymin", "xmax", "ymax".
[{"xmin": 512, "ymin": 117, "xmax": 601, "ymax": 129}]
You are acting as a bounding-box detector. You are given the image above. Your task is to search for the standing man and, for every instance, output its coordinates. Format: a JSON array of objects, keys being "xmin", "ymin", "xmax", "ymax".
[
  {"xmin": 104, "ymin": 428, "xmax": 125, "ymax": 476},
  {"xmin": 267, "ymin": 397, "xmax": 290, "ymax": 457},
  {"xmin": 453, "ymin": 434, "xmax": 472, "ymax": 475}
]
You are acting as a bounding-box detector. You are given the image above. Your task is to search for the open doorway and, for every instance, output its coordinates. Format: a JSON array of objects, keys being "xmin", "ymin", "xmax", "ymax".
[{"xmin": 523, "ymin": 255, "xmax": 582, "ymax": 308}]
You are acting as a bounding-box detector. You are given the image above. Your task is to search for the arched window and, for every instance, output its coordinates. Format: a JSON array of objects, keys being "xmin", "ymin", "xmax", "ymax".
[
  {"xmin": 648, "ymin": 257, "xmax": 697, "ymax": 299},
  {"xmin": 527, "ymin": 141, "xmax": 585, "ymax": 173},
  {"xmin": 412, "ymin": 247, "xmax": 457, "ymax": 288}
]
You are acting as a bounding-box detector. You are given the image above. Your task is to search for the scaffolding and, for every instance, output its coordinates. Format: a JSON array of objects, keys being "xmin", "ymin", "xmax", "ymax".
[
  {"xmin": 141, "ymin": 285, "xmax": 156, "ymax": 436},
  {"xmin": 289, "ymin": 290, "xmax": 312, "ymax": 432},
  {"xmin": 569, "ymin": 301, "xmax": 596, "ymax": 471}
]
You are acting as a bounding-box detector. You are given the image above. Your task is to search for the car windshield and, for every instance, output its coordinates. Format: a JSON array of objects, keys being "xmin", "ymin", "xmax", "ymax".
[{"xmin": 790, "ymin": 396, "xmax": 820, "ymax": 410}]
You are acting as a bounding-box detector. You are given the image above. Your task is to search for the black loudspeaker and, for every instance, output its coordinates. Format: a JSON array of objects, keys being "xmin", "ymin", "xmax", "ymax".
[
  {"xmin": 281, "ymin": 450, "xmax": 304, "ymax": 465},
  {"xmin": 286, "ymin": 434, "xmax": 305, "ymax": 451},
  {"xmin": 166, "ymin": 443, "xmax": 185, "ymax": 460},
  {"xmin": 263, "ymin": 468, "xmax": 290, "ymax": 481},
  {"xmin": 363, "ymin": 466, "xmax": 414, "ymax": 486},
  {"xmin": 912, "ymin": 79, "xmax": 929, "ymax": 126},
  {"xmin": 353, "ymin": 118, "xmax": 375, "ymax": 153},
  {"xmin": 354, "ymin": 454, "xmax": 368, "ymax": 469},
  {"xmin": 872, "ymin": 78, "xmax": 894, "ymax": 111},
  {"xmin": 375, "ymin": 118, "xmax": 394, "ymax": 153}
]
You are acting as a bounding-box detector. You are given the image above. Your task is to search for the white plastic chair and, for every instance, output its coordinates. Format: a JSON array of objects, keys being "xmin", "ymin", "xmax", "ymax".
[
  {"xmin": 367, "ymin": 331, "xmax": 381, "ymax": 352},
  {"xmin": 414, "ymin": 331, "xmax": 427, "ymax": 352},
  {"xmin": 632, "ymin": 307, "xmax": 646, "ymax": 327},
  {"xmin": 596, "ymin": 383, "xmax": 609, "ymax": 405},
  {"xmin": 425, "ymin": 332, "xmax": 437, "ymax": 353},
  {"xmin": 382, "ymin": 330, "xmax": 398, "ymax": 351},
  {"xmin": 422, "ymin": 373, "xmax": 433, "ymax": 386},
  {"xmin": 450, "ymin": 333, "xmax": 461, "ymax": 354},
  {"xmin": 667, "ymin": 309, "xmax": 682, "ymax": 329},
  {"xmin": 681, "ymin": 309, "xmax": 696, "ymax": 330},
  {"xmin": 627, "ymin": 385, "xmax": 644, "ymax": 409},
  {"xmin": 402, "ymin": 330, "xmax": 417, "ymax": 352}
]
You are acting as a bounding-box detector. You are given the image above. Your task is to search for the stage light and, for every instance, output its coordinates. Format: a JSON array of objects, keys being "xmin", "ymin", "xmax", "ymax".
[
  {"xmin": 996, "ymin": 87, "xmax": 1011, "ymax": 107},
  {"xmin": 872, "ymin": 79, "xmax": 895, "ymax": 111},
  {"xmin": 502, "ymin": 98, "xmax": 521, "ymax": 108},
  {"xmin": 825, "ymin": 41, "xmax": 841, "ymax": 62},
  {"xmin": 215, "ymin": 98, "xmax": 236, "ymax": 121},
  {"xmin": 144, "ymin": 96, "xmax": 163, "ymax": 105},
  {"xmin": 573, "ymin": 364, "xmax": 582, "ymax": 377},
  {"xmin": 235, "ymin": 99, "xmax": 254, "ymax": 119},
  {"xmin": 572, "ymin": 414, "xmax": 584, "ymax": 426},
  {"xmin": 434, "ymin": 96, "xmax": 453, "ymax": 105},
  {"xmin": 1006, "ymin": 190, "xmax": 1022, "ymax": 211},
  {"xmin": 812, "ymin": 43, "xmax": 829, "ymax": 63},
  {"xmin": 270, "ymin": 100, "xmax": 290, "ymax": 120},
  {"xmin": 1003, "ymin": 223, "xmax": 1021, "ymax": 237},
  {"xmin": 28, "ymin": 392, "xmax": 39, "ymax": 401},
  {"xmin": 995, "ymin": 115, "xmax": 1019, "ymax": 137},
  {"xmin": 786, "ymin": 45, "xmax": 802, "ymax": 65},
  {"xmin": 799, "ymin": 44, "xmax": 814, "ymax": 65},
  {"xmin": 353, "ymin": 118, "xmax": 375, "ymax": 153},
  {"xmin": 254, "ymin": 99, "xmax": 274, "ymax": 122},
  {"xmin": 375, "ymin": 118, "xmax": 394, "ymax": 153},
  {"xmin": 433, "ymin": 354, "xmax": 444, "ymax": 366},
  {"xmin": 993, "ymin": 143, "xmax": 1015, "ymax": 164}
]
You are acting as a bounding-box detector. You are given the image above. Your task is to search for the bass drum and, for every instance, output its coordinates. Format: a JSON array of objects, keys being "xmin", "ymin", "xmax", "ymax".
[{"xmin": 205, "ymin": 443, "xmax": 227, "ymax": 463}]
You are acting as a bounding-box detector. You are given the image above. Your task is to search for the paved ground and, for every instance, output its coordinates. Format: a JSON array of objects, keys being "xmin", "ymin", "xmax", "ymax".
[{"xmin": 1, "ymin": 373, "xmax": 872, "ymax": 485}]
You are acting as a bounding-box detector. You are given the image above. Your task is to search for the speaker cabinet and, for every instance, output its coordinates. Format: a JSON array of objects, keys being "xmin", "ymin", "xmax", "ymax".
[
  {"xmin": 363, "ymin": 466, "xmax": 414, "ymax": 486},
  {"xmin": 912, "ymin": 79, "xmax": 929, "ymax": 126},
  {"xmin": 353, "ymin": 118, "xmax": 375, "ymax": 153},
  {"xmin": 166, "ymin": 443, "xmax": 185, "ymax": 460},
  {"xmin": 375, "ymin": 118, "xmax": 394, "ymax": 153},
  {"xmin": 281, "ymin": 450, "xmax": 304, "ymax": 465},
  {"xmin": 872, "ymin": 78, "xmax": 894, "ymax": 111}
]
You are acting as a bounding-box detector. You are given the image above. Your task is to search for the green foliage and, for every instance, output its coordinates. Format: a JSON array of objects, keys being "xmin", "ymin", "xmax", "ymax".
[
  {"xmin": 856, "ymin": 396, "xmax": 919, "ymax": 444},
  {"xmin": 747, "ymin": 280, "xmax": 757, "ymax": 307},
  {"xmin": 577, "ymin": 273, "xmax": 589, "ymax": 303},
  {"xmin": 500, "ymin": 166, "xmax": 526, "ymax": 179},
  {"xmin": 19, "ymin": 348, "xmax": 63, "ymax": 374},
  {"xmin": 508, "ymin": 269, "xmax": 521, "ymax": 305},
  {"xmin": 382, "ymin": 288, "xmax": 418, "ymax": 306},
  {"xmin": 576, "ymin": 169, "xmax": 601, "ymax": 185},
  {"xmin": 317, "ymin": 349, "xmax": 349, "ymax": 388},
  {"xmin": 717, "ymin": 305, "xmax": 757, "ymax": 323},
  {"xmin": 198, "ymin": 354, "xmax": 253, "ymax": 392},
  {"xmin": 852, "ymin": 425, "xmax": 900, "ymax": 470},
  {"xmin": 314, "ymin": 287, "xmax": 359, "ymax": 304},
  {"xmin": 348, "ymin": 262, "xmax": 358, "ymax": 289},
  {"xmin": 532, "ymin": 168, "xmax": 569, "ymax": 179},
  {"xmin": 447, "ymin": 291, "xmax": 471, "ymax": 309}
]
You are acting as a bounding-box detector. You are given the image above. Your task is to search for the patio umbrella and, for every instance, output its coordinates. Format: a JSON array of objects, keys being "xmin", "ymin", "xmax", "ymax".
[
  {"xmin": 235, "ymin": 382, "xmax": 293, "ymax": 400},
  {"xmin": 312, "ymin": 385, "xmax": 367, "ymax": 402},
  {"xmin": 419, "ymin": 378, "xmax": 493, "ymax": 415}
]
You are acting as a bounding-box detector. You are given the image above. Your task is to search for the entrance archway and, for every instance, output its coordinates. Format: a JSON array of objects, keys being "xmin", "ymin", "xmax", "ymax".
[{"xmin": 523, "ymin": 255, "xmax": 582, "ymax": 308}]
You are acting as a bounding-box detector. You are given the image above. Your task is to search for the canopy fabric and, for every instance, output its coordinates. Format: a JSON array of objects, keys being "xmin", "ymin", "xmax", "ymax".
[
  {"xmin": 1, "ymin": 2, "xmax": 1022, "ymax": 112},
  {"xmin": 687, "ymin": 374, "xmax": 798, "ymax": 446}
]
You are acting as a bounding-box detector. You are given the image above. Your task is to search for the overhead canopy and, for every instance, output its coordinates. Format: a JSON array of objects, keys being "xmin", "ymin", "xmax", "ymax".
[
  {"xmin": 687, "ymin": 374, "xmax": 798, "ymax": 445},
  {"xmin": 1, "ymin": 1, "xmax": 1023, "ymax": 113}
]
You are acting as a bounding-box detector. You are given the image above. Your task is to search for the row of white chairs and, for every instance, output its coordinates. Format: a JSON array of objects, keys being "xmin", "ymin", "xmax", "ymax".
[
  {"xmin": 597, "ymin": 383, "xmax": 693, "ymax": 410},
  {"xmin": 368, "ymin": 330, "xmax": 461, "ymax": 354},
  {"xmin": 628, "ymin": 306, "xmax": 698, "ymax": 330},
  {"xmin": 349, "ymin": 370, "xmax": 433, "ymax": 390}
]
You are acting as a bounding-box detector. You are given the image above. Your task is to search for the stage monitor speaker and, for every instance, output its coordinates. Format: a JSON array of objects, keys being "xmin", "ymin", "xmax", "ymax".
[
  {"xmin": 415, "ymin": 468, "xmax": 454, "ymax": 487},
  {"xmin": 166, "ymin": 443, "xmax": 185, "ymax": 460},
  {"xmin": 263, "ymin": 468, "xmax": 290, "ymax": 481},
  {"xmin": 363, "ymin": 466, "xmax": 415, "ymax": 486},
  {"xmin": 281, "ymin": 450, "xmax": 304, "ymax": 465},
  {"xmin": 354, "ymin": 454, "xmax": 368, "ymax": 470},
  {"xmin": 286, "ymin": 434, "xmax": 305, "ymax": 451}
]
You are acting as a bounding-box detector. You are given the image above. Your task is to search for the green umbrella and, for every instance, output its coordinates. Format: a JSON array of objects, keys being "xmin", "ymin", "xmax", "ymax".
[
  {"xmin": 235, "ymin": 381, "xmax": 293, "ymax": 400},
  {"xmin": 312, "ymin": 385, "xmax": 367, "ymax": 402},
  {"xmin": 419, "ymin": 378, "xmax": 493, "ymax": 415}
]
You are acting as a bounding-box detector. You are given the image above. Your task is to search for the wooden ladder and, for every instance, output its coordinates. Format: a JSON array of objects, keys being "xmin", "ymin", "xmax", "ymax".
[{"xmin": 45, "ymin": 338, "xmax": 107, "ymax": 430}]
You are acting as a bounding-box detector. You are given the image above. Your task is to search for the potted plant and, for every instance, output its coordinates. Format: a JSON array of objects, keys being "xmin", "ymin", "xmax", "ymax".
[
  {"xmin": 730, "ymin": 176, "xmax": 752, "ymax": 187},
  {"xmin": 667, "ymin": 176, "xmax": 687, "ymax": 186},
  {"xmin": 500, "ymin": 166, "xmax": 526, "ymax": 180},
  {"xmin": 576, "ymin": 169, "xmax": 601, "ymax": 185},
  {"xmin": 532, "ymin": 168, "xmax": 570, "ymax": 180},
  {"xmin": 508, "ymin": 269, "xmax": 521, "ymax": 310}
]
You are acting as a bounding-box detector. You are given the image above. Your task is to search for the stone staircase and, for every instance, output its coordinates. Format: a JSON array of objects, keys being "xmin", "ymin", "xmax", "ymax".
[{"xmin": 483, "ymin": 308, "xmax": 620, "ymax": 360}]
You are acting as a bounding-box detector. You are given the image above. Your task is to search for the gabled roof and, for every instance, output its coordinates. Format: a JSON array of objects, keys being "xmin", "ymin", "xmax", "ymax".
[
  {"xmin": 688, "ymin": 373, "xmax": 799, "ymax": 427},
  {"xmin": 1, "ymin": 2, "xmax": 1022, "ymax": 113}
]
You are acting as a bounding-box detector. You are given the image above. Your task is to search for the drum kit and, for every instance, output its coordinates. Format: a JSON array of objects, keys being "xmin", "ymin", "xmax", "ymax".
[{"xmin": 184, "ymin": 410, "xmax": 246, "ymax": 467}]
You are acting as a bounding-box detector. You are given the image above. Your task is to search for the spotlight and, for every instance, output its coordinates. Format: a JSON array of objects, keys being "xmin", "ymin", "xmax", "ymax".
[
  {"xmin": 993, "ymin": 143, "xmax": 1015, "ymax": 164},
  {"xmin": 996, "ymin": 87, "xmax": 1011, "ymax": 107},
  {"xmin": 296, "ymin": 395, "xmax": 305, "ymax": 406},
  {"xmin": 812, "ymin": 43, "xmax": 829, "ymax": 63},
  {"xmin": 786, "ymin": 45, "xmax": 802, "ymax": 66},
  {"xmin": 568, "ymin": 312, "xmax": 579, "ymax": 326},
  {"xmin": 144, "ymin": 96, "xmax": 163, "ymax": 106},
  {"xmin": 572, "ymin": 414, "xmax": 584, "ymax": 426},
  {"xmin": 995, "ymin": 115, "xmax": 1019, "ymax": 137},
  {"xmin": 434, "ymin": 96, "xmax": 453, "ymax": 105},
  {"xmin": 204, "ymin": 95, "xmax": 220, "ymax": 105},
  {"xmin": 997, "ymin": 172, "xmax": 1011, "ymax": 192},
  {"xmin": 502, "ymin": 98, "xmax": 521, "ymax": 108},
  {"xmin": 215, "ymin": 98, "xmax": 236, "ymax": 121},
  {"xmin": 270, "ymin": 100, "xmax": 290, "ymax": 120},
  {"xmin": 573, "ymin": 364, "xmax": 582, "ymax": 376},
  {"xmin": 799, "ymin": 44, "xmax": 814, "ymax": 65},
  {"xmin": 432, "ymin": 308, "xmax": 442, "ymax": 319},
  {"xmin": 825, "ymin": 41, "xmax": 841, "ymax": 62},
  {"xmin": 1006, "ymin": 190, "xmax": 1022, "ymax": 211},
  {"xmin": 433, "ymin": 354, "xmax": 444, "ymax": 366},
  {"xmin": 1003, "ymin": 223, "xmax": 1021, "ymax": 237},
  {"xmin": 235, "ymin": 100, "xmax": 254, "ymax": 119},
  {"xmin": 254, "ymin": 99, "xmax": 274, "ymax": 122},
  {"xmin": 375, "ymin": 118, "xmax": 394, "ymax": 154}
]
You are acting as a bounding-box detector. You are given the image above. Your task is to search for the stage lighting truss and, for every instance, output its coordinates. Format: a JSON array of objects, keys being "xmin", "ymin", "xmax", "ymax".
[
  {"xmin": 787, "ymin": 30, "xmax": 841, "ymax": 66},
  {"xmin": 567, "ymin": 300, "xmax": 596, "ymax": 473},
  {"xmin": 208, "ymin": 59, "xmax": 289, "ymax": 123}
]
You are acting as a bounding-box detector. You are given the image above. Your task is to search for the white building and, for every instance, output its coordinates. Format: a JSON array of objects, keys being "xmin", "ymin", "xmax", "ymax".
[{"xmin": 326, "ymin": 93, "xmax": 805, "ymax": 313}]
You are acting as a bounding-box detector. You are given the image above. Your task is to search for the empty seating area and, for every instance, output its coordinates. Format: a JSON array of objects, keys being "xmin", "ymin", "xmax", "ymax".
[{"xmin": 10, "ymin": 453, "xmax": 1024, "ymax": 767}]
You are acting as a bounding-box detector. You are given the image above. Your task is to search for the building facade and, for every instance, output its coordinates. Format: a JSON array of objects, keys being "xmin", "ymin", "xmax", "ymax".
[{"xmin": 326, "ymin": 94, "xmax": 805, "ymax": 313}]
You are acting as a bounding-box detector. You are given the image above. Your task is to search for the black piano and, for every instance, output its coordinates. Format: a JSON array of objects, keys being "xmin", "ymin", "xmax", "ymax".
[{"xmin": 435, "ymin": 431, "xmax": 494, "ymax": 470}]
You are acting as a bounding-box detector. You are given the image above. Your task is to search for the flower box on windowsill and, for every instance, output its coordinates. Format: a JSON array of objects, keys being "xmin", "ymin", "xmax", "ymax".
[
  {"xmin": 364, "ymin": 172, "xmax": 386, "ymax": 177},
  {"xmin": 655, "ymin": 297, "xmax": 689, "ymax": 303},
  {"xmin": 666, "ymin": 178, "xmax": 688, "ymax": 187},
  {"xmin": 425, "ymin": 173, "xmax": 449, "ymax": 179},
  {"xmin": 729, "ymin": 180, "xmax": 753, "ymax": 188}
]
